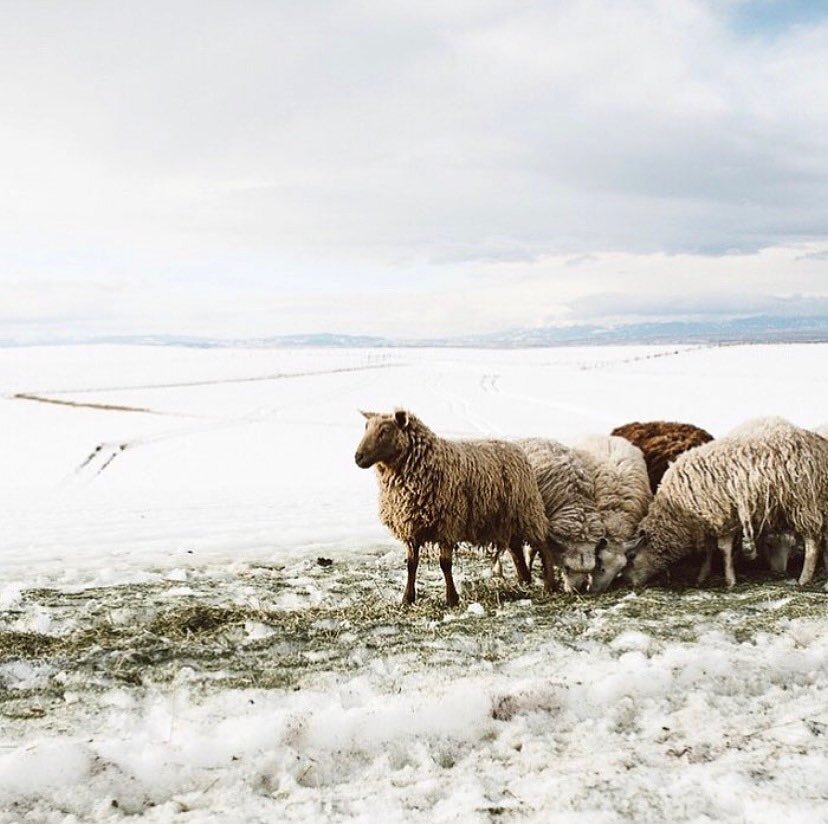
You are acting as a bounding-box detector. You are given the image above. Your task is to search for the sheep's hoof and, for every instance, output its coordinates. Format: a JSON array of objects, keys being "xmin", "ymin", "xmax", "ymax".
[
  {"xmin": 402, "ymin": 591, "xmax": 415, "ymax": 606},
  {"xmin": 798, "ymin": 573, "xmax": 813, "ymax": 587},
  {"xmin": 446, "ymin": 592, "xmax": 460, "ymax": 608}
]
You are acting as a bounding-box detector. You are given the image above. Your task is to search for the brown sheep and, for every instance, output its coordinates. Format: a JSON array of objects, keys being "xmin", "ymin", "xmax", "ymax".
[
  {"xmin": 610, "ymin": 420, "xmax": 714, "ymax": 493},
  {"xmin": 355, "ymin": 409, "xmax": 548, "ymax": 606}
]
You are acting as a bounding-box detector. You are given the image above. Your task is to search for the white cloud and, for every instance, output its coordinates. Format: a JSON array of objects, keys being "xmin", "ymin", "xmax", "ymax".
[{"xmin": 0, "ymin": 0, "xmax": 827, "ymax": 338}]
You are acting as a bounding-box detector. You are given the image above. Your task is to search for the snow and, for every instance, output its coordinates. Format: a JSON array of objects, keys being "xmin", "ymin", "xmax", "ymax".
[{"xmin": 1, "ymin": 342, "xmax": 828, "ymax": 822}]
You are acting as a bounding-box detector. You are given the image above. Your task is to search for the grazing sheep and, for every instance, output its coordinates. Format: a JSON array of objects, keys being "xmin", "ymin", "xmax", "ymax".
[
  {"xmin": 611, "ymin": 420, "xmax": 714, "ymax": 493},
  {"xmin": 355, "ymin": 409, "xmax": 548, "ymax": 606},
  {"xmin": 625, "ymin": 417, "xmax": 828, "ymax": 589},
  {"xmin": 516, "ymin": 438, "xmax": 604, "ymax": 593},
  {"xmin": 760, "ymin": 528, "xmax": 798, "ymax": 575},
  {"xmin": 571, "ymin": 435, "xmax": 653, "ymax": 593}
]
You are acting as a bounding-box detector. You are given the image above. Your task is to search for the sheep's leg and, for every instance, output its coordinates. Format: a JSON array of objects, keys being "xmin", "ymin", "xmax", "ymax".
[
  {"xmin": 823, "ymin": 528, "xmax": 828, "ymax": 591},
  {"xmin": 403, "ymin": 544, "xmax": 420, "ymax": 605},
  {"xmin": 537, "ymin": 541, "xmax": 561, "ymax": 594},
  {"xmin": 822, "ymin": 528, "xmax": 828, "ymax": 575},
  {"xmin": 697, "ymin": 544, "xmax": 713, "ymax": 586},
  {"xmin": 799, "ymin": 534, "xmax": 820, "ymax": 586},
  {"xmin": 509, "ymin": 541, "xmax": 532, "ymax": 585},
  {"xmin": 439, "ymin": 543, "xmax": 460, "ymax": 607},
  {"xmin": 527, "ymin": 546, "xmax": 538, "ymax": 573},
  {"xmin": 719, "ymin": 534, "xmax": 736, "ymax": 589}
]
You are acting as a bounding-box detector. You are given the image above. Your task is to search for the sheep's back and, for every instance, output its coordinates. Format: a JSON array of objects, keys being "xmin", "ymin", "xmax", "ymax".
[
  {"xmin": 443, "ymin": 439, "xmax": 548, "ymax": 545},
  {"xmin": 516, "ymin": 438, "xmax": 603, "ymax": 544},
  {"xmin": 575, "ymin": 435, "xmax": 652, "ymax": 541},
  {"xmin": 611, "ymin": 420, "xmax": 714, "ymax": 492},
  {"xmin": 660, "ymin": 422, "xmax": 828, "ymax": 537},
  {"xmin": 378, "ymin": 436, "xmax": 547, "ymax": 548}
]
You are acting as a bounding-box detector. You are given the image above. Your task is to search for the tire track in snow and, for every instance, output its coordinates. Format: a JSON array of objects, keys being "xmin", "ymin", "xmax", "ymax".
[
  {"xmin": 65, "ymin": 368, "xmax": 391, "ymax": 483},
  {"xmin": 426, "ymin": 370, "xmax": 503, "ymax": 436},
  {"xmin": 26, "ymin": 361, "xmax": 404, "ymax": 396},
  {"xmin": 496, "ymin": 387, "xmax": 618, "ymax": 428},
  {"xmin": 83, "ymin": 443, "xmax": 130, "ymax": 475}
]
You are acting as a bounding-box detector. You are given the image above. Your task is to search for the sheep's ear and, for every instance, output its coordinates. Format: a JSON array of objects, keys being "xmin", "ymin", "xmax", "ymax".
[
  {"xmin": 360, "ymin": 410, "xmax": 379, "ymax": 420},
  {"xmin": 394, "ymin": 409, "xmax": 410, "ymax": 429},
  {"xmin": 622, "ymin": 533, "xmax": 645, "ymax": 557}
]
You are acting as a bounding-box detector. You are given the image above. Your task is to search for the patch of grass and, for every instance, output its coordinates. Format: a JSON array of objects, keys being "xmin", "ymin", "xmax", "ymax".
[
  {"xmin": 0, "ymin": 631, "xmax": 60, "ymax": 660},
  {"xmin": 147, "ymin": 604, "xmax": 243, "ymax": 639},
  {"xmin": 1, "ymin": 555, "xmax": 826, "ymax": 712}
]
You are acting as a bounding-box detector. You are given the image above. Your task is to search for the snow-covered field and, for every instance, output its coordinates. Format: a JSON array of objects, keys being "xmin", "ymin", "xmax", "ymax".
[{"xmin": 2, "ymin": 343, "xmax": 828, "ymax": 822}]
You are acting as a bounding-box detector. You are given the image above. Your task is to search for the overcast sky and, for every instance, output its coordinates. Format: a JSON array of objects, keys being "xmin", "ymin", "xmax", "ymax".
[{"xmin": 2, "ymin": 0, "xmax": 827, "ymax": 340}]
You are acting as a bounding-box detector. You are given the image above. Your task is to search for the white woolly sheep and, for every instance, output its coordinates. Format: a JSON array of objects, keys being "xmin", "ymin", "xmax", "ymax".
[
  {"xmin": 355, "ymin": 409, "xmax": 549, "ymax": 606},
  {"xmin": 515, "ymin": 438, "xmax": 604, "ymax": 593},
  {"xmin": 516, "ymin": 436, "xmax": 651, "ymax": 593},
  {"xmin": 570, "ymin": 435, "xmax": 653, "ymax": 593},
  {"xmin": 625, "ymin": 417, "xmax": 828, "ymax": 589}
]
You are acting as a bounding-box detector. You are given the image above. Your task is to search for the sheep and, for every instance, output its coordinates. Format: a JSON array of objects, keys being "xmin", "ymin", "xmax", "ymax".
[
  {"xmin": 354, "ymin": 409, "xmax": 549, "ymax": 606},
  {"xmin": 570, "ymin": 435, "xmax": 653, "ymax": 593},
  {"xmin": 516, "ymin": 438, "xmax": 604, "ymax": 593},
  {"xmin": 624, "ymin": 417, "xmax": 828, "ymax": 589},
  {"xmin": 610, "ymin": 420, "xmax": 714, "ymax": 493},
  {"xmin": 756, "ymin": 428, "xmax": 826, "ymax": 574},
  {"xmin": 760, "ymin": 528, "xmax": 798, "ymax": 575},
  {"xmin": 515, "ymin": 436, "xmax": 651, "ymax": 593}
]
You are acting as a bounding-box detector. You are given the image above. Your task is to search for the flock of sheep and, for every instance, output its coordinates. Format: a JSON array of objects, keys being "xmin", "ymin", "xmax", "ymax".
[{"xmin": 354, "ymin": 410, "xmax": 828, "ymax": 605}]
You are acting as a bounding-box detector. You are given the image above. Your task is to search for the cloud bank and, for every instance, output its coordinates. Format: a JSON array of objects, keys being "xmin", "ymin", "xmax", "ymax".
[{"xmin": 1, "ymin": 0, "xmax": 827, "ymax": 339}]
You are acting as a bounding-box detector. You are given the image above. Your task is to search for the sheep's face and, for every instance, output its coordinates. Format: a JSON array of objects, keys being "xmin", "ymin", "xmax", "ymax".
[
  {"xmin": 590, "ymin": 540, "xmax": 629, "ymax": 593},
  {"xmin": 561, "ymin": 541, "xmax": 598, "ymax": 593},
  {"xmin": 562, "ymin": 538, "xmax": 628, "ymax": 594},
  {"xmin": 621, "ymin": 531, "xmax": 658, "ymax": 587},
  {"xmin": 354, "ymin": 410, "xmax": 410, "ymax": 468},
  {"xmin": 762, "ymin": 530, "xmax": 797, "ymax": 575}
]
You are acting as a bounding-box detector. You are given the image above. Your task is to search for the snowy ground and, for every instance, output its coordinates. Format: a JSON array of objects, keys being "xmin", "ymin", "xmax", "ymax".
[{"xmin": 1, "ymin": 343, "xmax": 828, "ymax": 822}]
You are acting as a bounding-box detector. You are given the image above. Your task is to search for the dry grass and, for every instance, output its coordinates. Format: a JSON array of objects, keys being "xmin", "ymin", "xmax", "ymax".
[{"xmin": 1, "ymin": 553, "xmax": 826, "ymax": 718}]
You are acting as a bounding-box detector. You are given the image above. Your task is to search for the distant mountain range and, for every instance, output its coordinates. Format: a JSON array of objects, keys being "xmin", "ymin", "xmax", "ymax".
[{"xmin": 4, "ymin": 315, "xmax": 828, "ymax": 348}]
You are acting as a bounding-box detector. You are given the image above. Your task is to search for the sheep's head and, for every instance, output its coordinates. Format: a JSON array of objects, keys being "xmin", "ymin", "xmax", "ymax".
[
  {"xmin": 590, "ymin": 538, "xmax": 630, "ymax": 593},
  {"xmin": 561, "ymin": 537, "xmax": 629, "ymax": 594},
  {"xmin": 354, "ymin": 409, "xmax": 411, "ymax": 469},
  {"xmin": 560, "ymin": 540, "xmax": 598, "ymax": 593},
  {"xmin": 620, "ymin": 530, "xmax": 657, "ymax": 587},
  {"xmin": 762, "ymin": 530, "xmax": 797, "ymax": 575}
]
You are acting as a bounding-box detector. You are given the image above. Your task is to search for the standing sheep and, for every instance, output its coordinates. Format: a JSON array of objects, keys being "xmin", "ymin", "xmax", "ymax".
[
  {"xmin": 611, "ymin": 421, "xmax": 714, "ymax": 493},
  {"xmin": 624, "ymin": 418, "xmax": 828, "ymax": 589},
  {"xmin": 516, "ymin": 438, "xmax": 604, "ymax": 593},
  {"xmin": 355, "ymin": 409, "xmax": 548, "ymax": 606},
  {"xmin": 571, "ymin": 435, "xmax": 653, "ymax": 593}
]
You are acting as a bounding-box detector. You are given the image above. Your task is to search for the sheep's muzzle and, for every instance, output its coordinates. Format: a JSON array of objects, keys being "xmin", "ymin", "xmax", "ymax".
[{"xmin": 354, "ymin": 450, "xmax": 373, "ymax": 468}]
